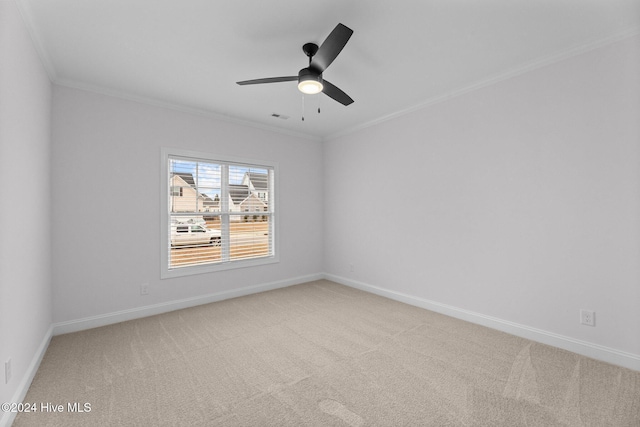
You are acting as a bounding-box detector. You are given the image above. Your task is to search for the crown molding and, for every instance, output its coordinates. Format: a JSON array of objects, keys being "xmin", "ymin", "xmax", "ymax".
[
  {"xmin": 53, "ymin": 79, "xmax": 323, "ymax": 143},
  {"xmin": 13, "ymin": 0, "xmax": 638, "ymax": 144},
  {"xmin": 13, "ymin": 0, "xmax": 57, "ymax": 82},
  {"xmin": 324, "ymin": 27, "xmax": 640, "ymax": 142}
]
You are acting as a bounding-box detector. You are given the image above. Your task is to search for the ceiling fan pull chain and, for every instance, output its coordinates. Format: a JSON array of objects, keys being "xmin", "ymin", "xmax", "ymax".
[
  {"xmin": 318, "ymin": 94, "xmax": 321, "ymax": 114},
  {"xmin": 301, "ymin": 95, "xmax": 305, "ymax": 121}
]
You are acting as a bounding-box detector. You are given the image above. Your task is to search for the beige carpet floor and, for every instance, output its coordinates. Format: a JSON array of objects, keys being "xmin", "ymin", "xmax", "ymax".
[{"xmin": 14, "ymin": 280, "xmax": 640, "ymax": 426}]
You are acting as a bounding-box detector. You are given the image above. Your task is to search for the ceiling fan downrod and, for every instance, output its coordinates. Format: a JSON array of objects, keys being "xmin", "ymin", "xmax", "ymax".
[{"xmin": 302, "ymin": 43, "xmax": 319, "ymax": 63}]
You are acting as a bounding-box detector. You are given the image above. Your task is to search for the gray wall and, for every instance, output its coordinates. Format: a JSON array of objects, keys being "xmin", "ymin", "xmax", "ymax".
[
  {"xmin": 0, "ymin": 0, "xmax": 52, "ymax": 409},
  {"xmin": 51, "ymin": 86, "xmax": 324, "ymax": 323},
  {"xmin": 324, "ymin": 35, "xmax": 640, "ymax": 356}
]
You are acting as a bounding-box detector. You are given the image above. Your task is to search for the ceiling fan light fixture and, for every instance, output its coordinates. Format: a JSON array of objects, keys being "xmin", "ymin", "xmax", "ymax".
[
  {"xmin": 297, "ymin": 68, "xmax": 323, "ymax": 94},
  {"xmin": 298, "ymin": 80, "xmax": 323, "ymax": 94}
]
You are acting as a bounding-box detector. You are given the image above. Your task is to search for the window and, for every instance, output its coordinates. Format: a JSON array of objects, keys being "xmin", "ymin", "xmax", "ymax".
[{"xmin": 161, "ymin": 148, "xmax": 277, "ymax": 278}]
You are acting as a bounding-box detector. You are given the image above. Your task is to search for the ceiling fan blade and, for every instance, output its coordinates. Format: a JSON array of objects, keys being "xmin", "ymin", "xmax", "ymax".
[
  {"xmin": 322, "ymin": 80, "xmax": 354, "ymax": 106},
  {"xmin": 310, "ymin": 23, "xmax": 353, "ymax": 73},
  {"xmin": 236, "ymin": 76, "xmax": 297, "ymax": 85}
]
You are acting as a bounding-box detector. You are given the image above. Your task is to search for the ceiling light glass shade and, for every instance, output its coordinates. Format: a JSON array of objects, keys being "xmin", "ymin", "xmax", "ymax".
[
  {"xmin": 297, "ymin": 68, "xmax": 323, "ymax": 94},
  {"xmin": 298, "ymin": 79, "xmax": 323, "ymax": 94}
]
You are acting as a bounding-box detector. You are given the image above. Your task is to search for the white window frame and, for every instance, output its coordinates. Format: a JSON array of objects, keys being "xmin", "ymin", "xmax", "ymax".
[{"xmin": 161, "ymin": 147, "xmax": 279, "ymax": 279}]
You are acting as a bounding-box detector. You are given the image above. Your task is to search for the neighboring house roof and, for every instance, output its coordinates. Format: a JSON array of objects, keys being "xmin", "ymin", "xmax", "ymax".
[
  {"xmin": 201, "ymin": 194, "xmax": 216, "ymax": 207},
  {"xmin": 244, "ymin": 172, "xmax": 267, "ymax": 192},
  {"xmin": 229, "ymin": 184, "xmax": 250, "ymax": 205},
  {"xmin": 172, "ymin": 172, "xmax": 195, "ymax": 187},
  {"xmin": 172, "ymin": 172, "xmax": 218, "ymax": 208},
  {"xmin": 172, "ymin": 172, "xmax": 265, "ymax": 208}
]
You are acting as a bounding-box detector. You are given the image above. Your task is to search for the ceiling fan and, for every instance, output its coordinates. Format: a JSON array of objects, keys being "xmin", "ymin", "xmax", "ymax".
[{"xmin": 236, "ymin": 23, "xmax": 354, "ymax": 106}]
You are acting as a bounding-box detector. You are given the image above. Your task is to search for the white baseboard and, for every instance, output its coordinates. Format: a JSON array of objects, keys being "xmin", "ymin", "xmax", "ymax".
[
  {"xmin": 53, "ymin": 273, "xmax": 324, "ymax": 335},
  {"xmin": 0, "ymin": 325, "xmax": 53, "ymax": 427},
  {"xmin": 324, "ymin": 273, "xmax": 640, "ymax": 372}
]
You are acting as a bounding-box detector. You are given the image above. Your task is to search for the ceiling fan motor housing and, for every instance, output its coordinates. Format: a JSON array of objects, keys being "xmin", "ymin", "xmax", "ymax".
[{"xmin": 298, "ymin": 67, "xmax": 322, "ymax": 84}]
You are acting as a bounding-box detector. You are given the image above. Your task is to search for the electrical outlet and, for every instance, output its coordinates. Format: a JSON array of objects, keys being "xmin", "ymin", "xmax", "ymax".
[
  {"xmin": 5, "ymin": 358, "xmax": 11, "ymax": 384},
  {"xmin": 580, "ymin": 309, "xmax": 595, "ymax": 326},
  {"xmin": 140, "ymin": 283, "xmax": 149, "ymax": 296}
]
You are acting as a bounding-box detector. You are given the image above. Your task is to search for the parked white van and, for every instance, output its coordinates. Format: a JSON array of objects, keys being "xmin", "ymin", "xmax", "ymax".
[
  {"xmin": 171, "ymin": 216, "xmax": 207, "ymax": 227},
  {"xmin": 170, "ymin": 224, "xmax": 221, "ymax": 247}
]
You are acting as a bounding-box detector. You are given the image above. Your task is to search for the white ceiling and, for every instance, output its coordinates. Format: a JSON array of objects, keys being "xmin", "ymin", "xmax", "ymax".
[{"xmin": 17, "ymin": 0, "xmax": 640, "ymax": 140}]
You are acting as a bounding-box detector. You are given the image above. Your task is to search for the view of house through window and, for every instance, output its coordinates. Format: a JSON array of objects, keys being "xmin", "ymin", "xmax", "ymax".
[{"xmin": 167, "ymin": 154, "xmax": 274, "ymax": 271}]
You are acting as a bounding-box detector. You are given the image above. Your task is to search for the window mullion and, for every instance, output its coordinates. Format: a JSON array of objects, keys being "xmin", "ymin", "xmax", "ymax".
[
  {"xmin": 268, "ymin": 168, "xmax": 275, "ymax": 256},
  {"xmin": 221, "ymin": 164, "xmax": 230, "ymax": 262},
  {"xmin": 194, "ymin": 162, "xmax": 200, "ymax": 212}
]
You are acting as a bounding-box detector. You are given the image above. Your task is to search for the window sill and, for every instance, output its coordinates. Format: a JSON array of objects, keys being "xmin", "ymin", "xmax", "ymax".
[{"xmin": 160, "ymin": 255, "xmax": 279, "ymax": 279}]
